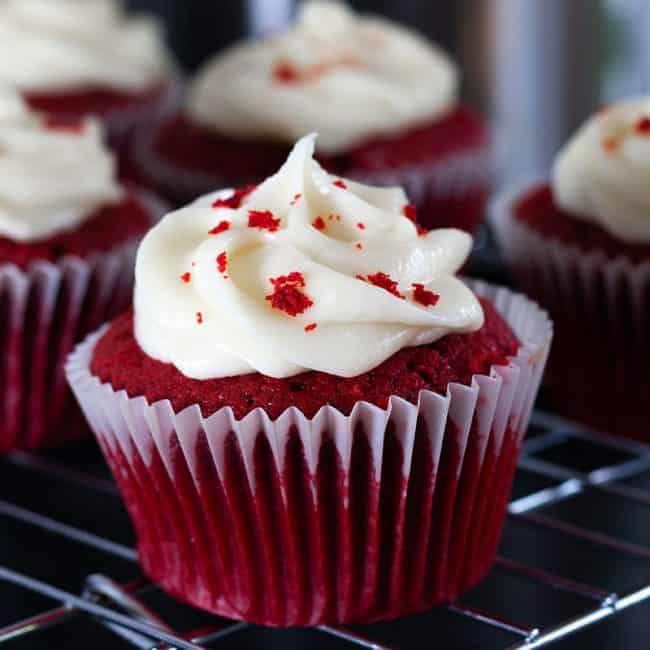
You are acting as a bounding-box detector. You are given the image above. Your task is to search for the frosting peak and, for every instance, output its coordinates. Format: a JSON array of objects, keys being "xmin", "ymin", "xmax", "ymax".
[
  {"xmin": 0, "ymin": 0, "xmax": 170, "ymax": 92},
  {"xmin": 552, "ymin": 96, "xmax": 650, "ymax": 244},
  {"xmin": 0, "ymin": 88, "xmax": 122, "ymax": 243},
  {"xmin": 187, "ymin": 1, "xmax": 458, "ymax": 154},
  {"xmin": 134, "ymin": 134, "xmax": 483, "ymax": 380}
]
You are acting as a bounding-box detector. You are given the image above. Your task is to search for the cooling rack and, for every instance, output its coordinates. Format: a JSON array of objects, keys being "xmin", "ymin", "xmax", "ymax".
[{"xmin": 1, "ymin": 409, "xmax": 650, "ymax": 649}]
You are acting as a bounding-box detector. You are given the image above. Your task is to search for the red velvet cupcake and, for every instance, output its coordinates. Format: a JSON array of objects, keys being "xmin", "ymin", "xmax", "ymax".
[
  {"xmin": 68, "ymin": 135, "xmax": 551, "ymax": 626},
  {"xmin": 0, "ymin": 90, "xmax": 167, "ymax": 452},
  {"xmin": 491, "ymin": 97, "xmax": 650, "ymax": 440},
  {"xmin": 0, "ymin": 0, "xmax": 176, "ymax": 153},
  {"xmin": 133, "ymin": 1, "xmax": 490, "ymax": 233}
]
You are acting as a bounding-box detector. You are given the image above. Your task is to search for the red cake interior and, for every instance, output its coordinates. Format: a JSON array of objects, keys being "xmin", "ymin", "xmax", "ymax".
[
  {"xmin": 151, "ymin": 105, "xmax": 486, "ymax": 185},
  {"xmin": 515, "ymin": 183, "xmax": 650, "ymax": 264},
  {"xmin": 0, "ymin": 193, "xmax": 153, "ymax": 269},
  {"xmin": 91, "ymin": 297, "xmax": 519, "ymax": 420}
]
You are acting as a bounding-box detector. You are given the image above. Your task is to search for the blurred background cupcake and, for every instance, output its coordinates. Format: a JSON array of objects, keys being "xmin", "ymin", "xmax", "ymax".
[
  {"xmin": 0, "ymin": 0, "xmax": 176, "ymax": 156},
  {"xmin": 491, "ymin": 96, "xmax": 650, "ymax": 440},
  {"xmin": 0, "ymin": 87, "xmax": 166, "ymax": 453},
  {"xmin": 133, "ymin": 1, "xmax": 491, "ymax": 235}
]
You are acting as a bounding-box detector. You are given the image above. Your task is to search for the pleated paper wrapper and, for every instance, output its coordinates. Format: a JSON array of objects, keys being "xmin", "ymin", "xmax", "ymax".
[{"xmin": 66, "ymin": 280, "xmax": 552, "ymax": 626}]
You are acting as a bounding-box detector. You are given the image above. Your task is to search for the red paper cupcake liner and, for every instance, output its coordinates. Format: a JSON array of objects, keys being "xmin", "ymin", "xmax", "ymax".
[
  {"xmin": 132, "ymin": 121, "xmax": 491, "ymax": 234},
  {"xmin": 0, "ymin": 190, "xmax": 168, "ymax": 453},
  {"xmin": 490, "ymin": 179, "xmax": 650, "ymax": 440},
  {"xmin": 66, "ymin": 281, "xmax": 551, "ymax": 626}
]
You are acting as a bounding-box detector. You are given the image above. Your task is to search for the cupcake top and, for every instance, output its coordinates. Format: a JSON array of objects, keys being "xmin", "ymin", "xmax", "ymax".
[
  {"xmin": 187, "ymin": 1, "xmax": 458, "ymax": 155},
  {"xmin": 0, "ymin": 0, "xmax": 170, "ymax": 93},
  {"xmin": 552, "ymin": 96, "xmax": 650, "ymax": 244},
  {"xmin": 134, "ymin": 133, "xmax": 483, "ymax": 380},
  {"xmin": 0, "ymin": 87, "xmax": 122, "ymax": 243}
]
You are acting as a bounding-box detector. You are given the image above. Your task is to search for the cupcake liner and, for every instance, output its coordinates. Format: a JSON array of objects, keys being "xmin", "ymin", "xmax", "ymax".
[
  {"xmin": 0, "ymin": 189, "xmax": 168, "ymax": 453},
  {"xmin": 490, "ymin": 179, "xmax": 650, "ymax": 439},
  {"xmin": 65, "ymin": 280, "xmax": 551, "ymax": 626},
  {"xmin": 133, "ymin": 121, "xmax": 492, "ymax": 231}
]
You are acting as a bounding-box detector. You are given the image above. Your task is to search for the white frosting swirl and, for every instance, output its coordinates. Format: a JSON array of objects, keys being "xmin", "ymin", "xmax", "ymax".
[
  {"xmin": 187, "ymin": 1, "xmax": 458, "ymax": 155},
  {"xmin": 552, "ymin": 96, "xmax": 650, "ymax": 244},
  {"xmin": 0, "ymin": 0, "xmax": 170, "ymax": 92},
  {"xmin": 0, "ymin": 88, "xmax": 122, "ymax": 243},
  {"xmin": 134, "ymin": 134, "xmax": 482, "ymax": 380}
]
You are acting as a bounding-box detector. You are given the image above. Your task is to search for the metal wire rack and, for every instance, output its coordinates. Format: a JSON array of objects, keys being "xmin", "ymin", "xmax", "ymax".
[{"xmin": 1, "ymin": 410, "xmax": 650, "ymax": 649}]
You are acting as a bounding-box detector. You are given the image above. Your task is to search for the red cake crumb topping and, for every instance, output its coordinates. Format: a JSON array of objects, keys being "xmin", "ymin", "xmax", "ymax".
[
  {"xmin": 304, "ymin": 323, "xmax": 318, "ymax": 332},
  {"xmin": 334, "ymin": 180, "xmax": 347, "ymax": 189},
  {"xmin": 91, "ymin": 298, "xmax": 518, "ymax": 420},
  {"xmin": 635, "ymin": 116, "xmax": 650, "ymax": 135},
  {"xmin": 312, "ymin": 217, "xmax": 326, "ymax": 231},
  {"xmin": 212, "ymin": 185, "xmax": 256, "ymax": 209},
  {"xmin": 402, "ymin": 203, "xmax": 427, "ymax": 235},
  {"xmin": 208, "ymin": 220, "xmax": 230, "ymax": 235},
  {"xmin": 356, "ymin": 243, "xmax": 363, "ymax": 250},
  {"xmin": 273, "ymin": 61, "xmax": 301, "ymax": 83},
  {"xmin": 180, "ymin": 272, "xmax": 191, "ymax": 284},
  {"xmin": 265, "ymin": 272, "xmax": 313, "ymax": 316},
  {"xmin": 290, "ymin": 193, "xmax": 302, "ymax": 205},
  {"xmin": 216, "ymin": 252, "xmax": 227, "ymax": 274},
  {"xmin": 44, "ymin": 116, "xmax": 84, "ymax": 134},
  {"xmin": 196, "ymin": 312, "xmax": 203, "ymax": 324},
  {"xmin": 248, "ymin": 210, "xmax": 281, "ymax": 232},
  {"xmin": 356, "ymin": 222, "xmax": 365, "ymax": 230},
  {"xmin": 603, "ymin": 136, "xmax": 619, "ymax": 153},
  {"xmin": 412, "ymin": 283, "xmax": 440, "ymax": 307},
  {"xmin": 363, "ymin": 272, "xmax": 404, "ymax": 299}
]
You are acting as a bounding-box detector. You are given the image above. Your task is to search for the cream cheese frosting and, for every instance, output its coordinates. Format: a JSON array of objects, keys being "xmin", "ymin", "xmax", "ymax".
[
  {"xmin": 0, "ymin": 0, "xmax": 170, "ymax": 92},
  {"xmin": 552, "ymin": 96, "xmax": 650, "ymax": 244},
  {"xmin": 187, "ymin": 1, "xmax": 458, "ymax": 155},
  {"xmin": 134, "ymin": 134, "xmax": 483, "ymax": 380},
  {"xmin": 0, "ymin": 88, "xmax": 122, "ymax": 243}
]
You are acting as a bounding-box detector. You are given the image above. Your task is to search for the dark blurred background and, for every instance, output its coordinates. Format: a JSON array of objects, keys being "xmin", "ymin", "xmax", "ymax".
[{"xmin": 126, "ymin": 0, "xmax": 650, "ymax": 184}]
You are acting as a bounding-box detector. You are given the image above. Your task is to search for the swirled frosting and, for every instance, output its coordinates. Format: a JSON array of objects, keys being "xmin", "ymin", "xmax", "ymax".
[
  {"xmin": 187, "ymin": 1, "xmax": 458, "ymax": 155},
  {"xmin": 134, "ymin": 134, "xmax": 482, "ymax": 380},
  {"xmin": 0, "ymin": 88, "xmax": 122, "ymax": 243},
  {"xmin": 0, "ymin": 0, "xmax": 170, "ymax": 92},
  {"xmin": 552, "ymin": 96, "xmax": 650, "ymax": 244}
]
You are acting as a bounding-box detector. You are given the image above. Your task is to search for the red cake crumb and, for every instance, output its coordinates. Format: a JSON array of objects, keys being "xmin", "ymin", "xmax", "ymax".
[
  {"xmin": 312, "ymin": 217, "xmax": 326, "ymax": 231},
  {"xmin": 515, "ymin": 183, "xmax": 650, "ymax": 264},
  {"xmin": 0, "ymin": 192, "xmax": 153, "ymax": 270},
  {"xmin": 216, "ymin": 252, "xmax": 227, "ymax": 274},
  {"xmin": 363, "ymin": 272, "xmax": 404, "ymax": 299},
  {"xmin": 273, "ymin": 61, "xmax": 301, "ymax": 83},
  {"xmin": 334, "ymin": 180, "xmax": 347, "ymax": 189},
  {"xmin": 635, "ymin": 116, "xmax": 650, "ymax": 135},
  {"xmin": 603, "ymin": 136, "xmax": 618, "ymax": 153},
  {"xmin": 304, "ymin": 323, "xmax": 318, "ymax": 332},
  {"xmin": 196, "ymin": 312, "xmax": 203, "ymax": 324},
  {"xmin": 44, "ymin": 116, "xmax": 85, "ymax": 134},
  {"xmin": 208, "ymin": 220, "xmax": 230, "ymax": 235},
  {"xmin": 290, "ymin": 193, "xmax": 302, "ymax": 205},
  {"xmin": 180, "ymin": 272, "xmax": 191, "ymax": 284},
  {"xmin": 356, "ymin": 243, "xmax": 363, "ymax": 250},
  {"xmin": 212, "ymin": 185, "xmax": 256, "ymax": 210},
  {"xmin": 248, "ymin": 210, "xmax": 281, "ymax": 232},
  {"xmin": 265, "ymin": 272, "xmax": 313, "ymax": 316},
  {"xmin": 91, "ymin": 298, "xmax": 518, "ymax": 420},
  {"xmin": 356, "ymin": 222, "xmax": 365, "ymax": 230},
  {"xmin": 412, "ymin": 283, "xmax": 440, "ymax": 307},
  {"xmin": 403, "ymin": 204, "xmax": 417, "ymax": 220}
]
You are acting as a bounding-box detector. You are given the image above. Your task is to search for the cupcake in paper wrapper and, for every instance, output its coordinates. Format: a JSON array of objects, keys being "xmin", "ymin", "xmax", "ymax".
[
  {"xmin": 132, "ymin": 1, "xmax": 491, "ymax": 232},
  {"xmin": 66, "ymin": 134, "xmax": 551, "ymax": 625},
  {"xmin": 0, "ymin": 189, "xmax": 167, "ymax": 453},
  {"xmin": 66, "ymin": 279, "xmax": 550, "ymax": 625}
]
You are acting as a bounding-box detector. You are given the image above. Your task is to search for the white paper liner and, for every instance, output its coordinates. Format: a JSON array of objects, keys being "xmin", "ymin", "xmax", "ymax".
[
  {"xmin": 0, "ymin": 188, "xmax": 168, "ymax": 452},
  {"xmin": 489, "ymin": 178, "xmax": 650, "ymax": 436},
  {"xmin": 64, "ymin": 280, "xmax": 551, "ymax": 624}
]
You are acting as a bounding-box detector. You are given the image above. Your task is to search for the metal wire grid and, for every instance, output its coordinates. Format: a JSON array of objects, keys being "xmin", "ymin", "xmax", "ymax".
[{"xmin": 1, "ymin": 410, "xmax": 650, "ymax": 649}]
